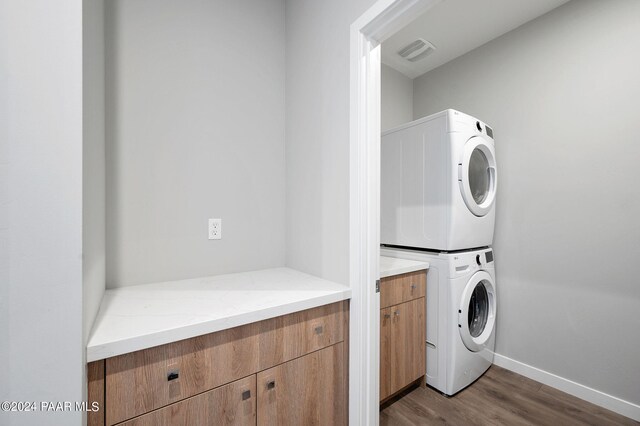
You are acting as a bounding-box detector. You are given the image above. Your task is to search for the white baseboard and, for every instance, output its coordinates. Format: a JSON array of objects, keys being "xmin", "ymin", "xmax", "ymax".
[{"xmin": 493, "ymin": 353, "xmax": 640, "ymax": 422}]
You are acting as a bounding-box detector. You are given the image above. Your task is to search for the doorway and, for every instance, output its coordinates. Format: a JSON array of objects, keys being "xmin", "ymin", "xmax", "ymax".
[
  {"xmin": 349, "ymin": 0, "xmax": 574, "ymax": 424},
  {"xmin": 349, "ymin": 1, "xmax": 441, "ymax": 424}
]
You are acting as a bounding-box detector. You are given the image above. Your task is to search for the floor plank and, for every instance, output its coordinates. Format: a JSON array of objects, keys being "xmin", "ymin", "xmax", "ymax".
[{"xmin": 380, "ymin": 366, "xmax": 638, "ymax": 426}]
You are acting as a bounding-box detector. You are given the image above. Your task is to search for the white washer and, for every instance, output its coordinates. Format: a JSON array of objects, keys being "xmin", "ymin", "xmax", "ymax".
[
  {"xmin": 381, "ymin": 247, "xmax": 497, "ymax": 396},
  {"xmin": 381, "ymin": 109, "xmax": 497, "ymax": 251}
]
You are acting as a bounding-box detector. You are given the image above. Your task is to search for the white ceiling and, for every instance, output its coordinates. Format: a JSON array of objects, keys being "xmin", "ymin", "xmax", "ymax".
[{"xmin": 382, "ymin": 0, "xmax": 570, "ymax": 79}]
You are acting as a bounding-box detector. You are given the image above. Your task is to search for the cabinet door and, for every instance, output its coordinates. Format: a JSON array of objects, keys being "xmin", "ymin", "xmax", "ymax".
[
  {"xmin": 379, "ymin": 307, "xmax": 392, "ymax": 401},
  {"xmin": 119, "ymin": 375, "xmax": 256, "ymax": 426},
  {"xmin": 257, "ymin": 343, "xmax": 345, "ymax": 426},
  {"xmin": 390, "ymin": 298, "xmax": 426, "ymax": 395}
]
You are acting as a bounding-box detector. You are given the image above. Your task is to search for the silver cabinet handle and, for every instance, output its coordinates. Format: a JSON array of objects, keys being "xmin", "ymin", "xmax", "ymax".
[{"xmin": 394, "ymin": 310, "xmax": 400, "ymax": 316}]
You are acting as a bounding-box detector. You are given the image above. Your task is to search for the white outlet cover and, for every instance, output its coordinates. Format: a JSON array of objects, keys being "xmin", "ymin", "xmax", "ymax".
[{"xmin": 208, "ymin": 218, "xmax": 222, "ymax": 240}]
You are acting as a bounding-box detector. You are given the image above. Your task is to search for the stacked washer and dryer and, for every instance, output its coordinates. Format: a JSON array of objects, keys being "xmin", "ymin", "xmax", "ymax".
[{"xmin": 380, "ymin": 109, "xmax": 498, "ymax": 396}]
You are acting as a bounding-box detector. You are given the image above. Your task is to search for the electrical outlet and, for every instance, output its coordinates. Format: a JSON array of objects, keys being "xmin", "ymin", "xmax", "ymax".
[{"xmin": 208, "ymin": 218, "xmax": 222, "ymax": 240}]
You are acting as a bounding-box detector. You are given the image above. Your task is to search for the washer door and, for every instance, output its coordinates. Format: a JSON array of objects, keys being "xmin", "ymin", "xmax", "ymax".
[
  {"xmin": 458, "ymin": 136, "xmax": 497, "ymax": 217},
  {"xmin": 458, "ymin": 271, "xmax": 496, "ymax": 352}
]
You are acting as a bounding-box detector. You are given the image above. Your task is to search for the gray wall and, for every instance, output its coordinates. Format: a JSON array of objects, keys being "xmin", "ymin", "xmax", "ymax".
[
  {"xmin": 105, "ymin": 0, "xmax": 286, "ymax": 287},
  {"xmin": 0, "ymin": 0, "xmax": 85, "ymax": 424},
  {"xmin": 413, "ymin": 0, "xmax": 640, "ymax": 405},
  {"xmin": 285, "ymin": 0, "xmax": 377, "ymax": 284},
  {"xmin": 83, "ymin": 0, "xmax": 106, "ymax": 353},
  {"xmin": 381, "ymin": 64, "xmax": 413, "ymax": 131}
]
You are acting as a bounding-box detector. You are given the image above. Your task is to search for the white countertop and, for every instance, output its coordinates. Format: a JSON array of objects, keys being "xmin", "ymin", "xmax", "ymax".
[
  {"xmin": 87, "ymin": 267, "xmax": 351, "ymax": 362},
  {"xmin": 380, "ymin": 256, "xmax": 429, "ymax": 278}
]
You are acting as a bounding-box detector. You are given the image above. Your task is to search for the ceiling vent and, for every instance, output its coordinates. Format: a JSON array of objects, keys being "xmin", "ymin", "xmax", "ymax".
[{"xmin": 397, "ymin": 38, "xmax": 436, "ymax": 62}]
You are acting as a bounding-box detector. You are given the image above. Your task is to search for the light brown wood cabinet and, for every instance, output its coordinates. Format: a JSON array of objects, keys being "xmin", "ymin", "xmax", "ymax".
[
  {"xmin": 379, "ymin": 307, "xmax": 392, "ymax": 400},
  {"xmin": 88, "ymin": 301, "xmax": 348, "ymax": 426},
  {"xmin": 379, "ymin": 270, "xmax": 426, "ymax": 402},
  {"xmin": 257, "ymin": 343, "xmax": 345, "ymax": 426},
  {"xmin": 118, "ymin": 375, "xmax": 257, "ymax": 426}
]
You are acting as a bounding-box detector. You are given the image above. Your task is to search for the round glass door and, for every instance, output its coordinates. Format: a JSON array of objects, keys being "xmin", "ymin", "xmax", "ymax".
[
  {"xmin": 458, "ymin": 137, "xmax": 497, "ymax": 217},
  {"xmin": 468, "ymin": 282, "xmax": 489, "ymax": 338},
  {"xmin": 469, "ymin": 149, "xmax": 491, "ymax": 205},
  {"xmin": 459, "ymin": 271, "xmax": 496, "ymax": 352}
]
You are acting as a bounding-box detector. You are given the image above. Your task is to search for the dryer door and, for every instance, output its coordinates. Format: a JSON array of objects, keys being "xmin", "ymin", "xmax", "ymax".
[
  {"xmin": 458, "ymin": 271, "xmax": 496, "ymax": 352},
  {"xmin": 458, "ymin": 136, "xmax": 497, "ymax": 217}
]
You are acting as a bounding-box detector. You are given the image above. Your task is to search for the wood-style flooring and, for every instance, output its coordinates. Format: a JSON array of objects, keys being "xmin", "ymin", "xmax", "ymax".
[{"xmin": 380, "ymin": 366, "xmax": 638, "ymax": 426}]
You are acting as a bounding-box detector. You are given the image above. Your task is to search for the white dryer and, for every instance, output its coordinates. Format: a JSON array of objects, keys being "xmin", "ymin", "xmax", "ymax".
[
  {"xmin": 381, "ymin": 109, "xmax": 497, "ymax": 251},
  {"xmin": 381, "ymin": 247, "xmax": 497, "ymax": 396}
]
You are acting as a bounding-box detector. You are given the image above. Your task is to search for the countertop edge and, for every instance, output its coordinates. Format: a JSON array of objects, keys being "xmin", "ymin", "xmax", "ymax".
[
  {"xmin": 86, "ymin": 289, "xmax": 351, "ymax": 362},
  {"xmin": 379, "ymin": 257, "xmax": 429, "ymax": 278}
]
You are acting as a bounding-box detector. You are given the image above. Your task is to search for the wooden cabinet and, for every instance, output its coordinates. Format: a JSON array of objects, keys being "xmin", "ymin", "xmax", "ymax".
[
  {"xmin": 119, "ymin": 375, "xmax": 256, "ymax": 426},
  {"xmin": 89, "ymin": 301, "xmax": 348, "ymax": 426},
  {"xmin": 379, "ymin": 270, "xmax": 426, "ymax": 402},
  {"xmin": 389, "ymin": 298, "xmax": 425, "ymax": 394},
  {"xmin": 105, "ymin": 323, "xmax": 261, "ymax": 425},
  {"xmin": 379, "ymin": 307, "xmax": 392, "ymax": 400},
  {"xmin": 380, "ymin": 270, "xmax": 426, "ymax": 309},
  {"xmin": 257, "ymin": 343, "xmax": 346, "ymax": 426},
  {"xmin": 258, "ymin": 301, "xmax": 345, "ymax": 370}
]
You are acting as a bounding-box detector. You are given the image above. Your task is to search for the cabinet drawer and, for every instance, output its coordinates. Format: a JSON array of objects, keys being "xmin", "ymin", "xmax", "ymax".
[
  {"xmin": 259, "ymin": 301, "xmax": 345, "ymax": 369},
  {"xmin": 380, "ymin": 270, "xmax": 426, "ymax": 309},
  {"xmin": 118, "ymin": 375, "xmax": 256, "ymax": 426},
  {"xmin": 106, "ymin": 322, "xmax": 261, "ymax": 425}
]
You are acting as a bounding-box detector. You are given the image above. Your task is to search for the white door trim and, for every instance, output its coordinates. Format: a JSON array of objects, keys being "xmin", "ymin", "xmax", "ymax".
[{"xmin": 349, "ymin": 1, "xmax": 441, "ymax": 424}]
